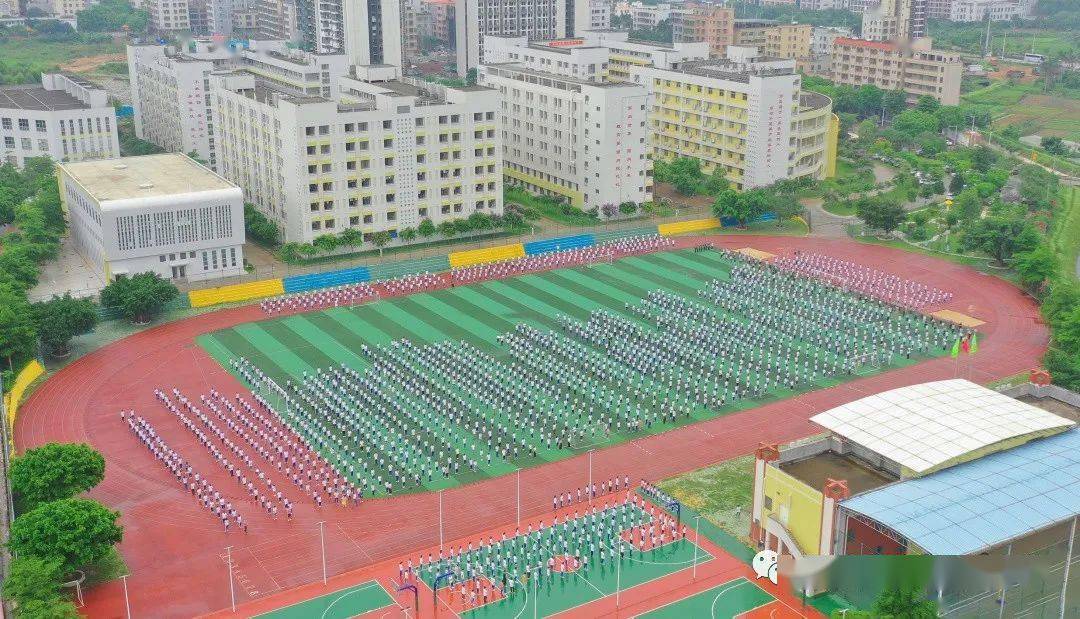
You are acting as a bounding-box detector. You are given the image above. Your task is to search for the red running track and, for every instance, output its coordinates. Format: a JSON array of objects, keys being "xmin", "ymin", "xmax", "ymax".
[{"xmin": 15, "ymin": 235, "xmax": 1048, "ymax": 618}]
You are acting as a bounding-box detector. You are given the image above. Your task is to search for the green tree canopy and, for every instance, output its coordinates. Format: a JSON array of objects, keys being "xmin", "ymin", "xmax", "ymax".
[
  {"xmin": 0, "ymin": 282, "xmax": 38, "ymax": 371},
  {"xmin": 418, "ymin": 218, "xmax": 436, "ymax": 237},
  {"xmin": 856, "ymin": 197, "xmax": 906, "ymax": 233},
  {"xmin": 8, "ymin": 498, "xmax": 123, "ymax": 576},
  {"xmin": 1013, "ymin": 244, "xmax": 1059, "ymax": 293},
  {"xmin": 11, "ymin": 443, "xmax": 106, "ymax": 512},
  {"xmin": 3, "ymin": 556, "xmax": 65, "ymax": 607},
  {"xmin": 883, "ymin": 90, "xmax": 907, "ymax": 117},
  {"xmin": 711, "ymin": 188, "xmax": 769, "ymax": 226},
  {"xmin": 99, "ymin": 272, "xmax": 179, "ymax": 324},
  {"xmin": 892, "ymin": 110, "xmax": 940, "ymax": 137},
  {"xmin": 32, "ymin": 294, "xmax": 97, "ymax": 357},
  {"xmin": 872, "ymin": 585, "xmax": 939, "ymax": 619},
  {"xmin": 76, "ymin": 0, "xmax": 149, "ymax": 32},
  {"xmin": 243, "ymin": 203, "xmax": 280, "ymax": 246},
  {"xmin": 961, "ymin": 213, "xmax": 1040, "ymax": 265}
]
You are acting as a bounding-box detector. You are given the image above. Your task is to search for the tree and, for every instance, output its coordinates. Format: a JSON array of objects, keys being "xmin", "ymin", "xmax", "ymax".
[
  {"xmin": 1013, "ymin": 244, "xmax": 1058, "ymax": 293},
  {"xmin": 872, "ymin": 585, "xmax": 938, "ymax": 619},
  {"xmin": 892, "ymin": 110, "xmax": 940, "ymax": 137},
  {"xmin": 11, "ymin": 443, "xmax": 106, "ymax": 512},
  {"xmin": 856, "ymin": 197, "xmax": 905, "ymax": 234},
  {"xmin": 3, "ymin": 556, "xmax": 64, "ymax": 608},
  {"xmin": 953, "ymin": 188, "xmax": 983, "ymax": 221},
  {"xmin": 32, "ymin": 295, "xmax": 97, "ymax": 358},
  {"xmin": 949, "ymin": 172, "xmax": 965, "ymax": 194},
  {"xmin": 371, "ymin": 230, "xmax": 391, "ymax": 256},
  {"xmin": 76, "ymin": 0, "xmax": 149, "ymax": 32},
  {"xmin": 437, "ymin": 221, "xmax": 457, "ymax": 237},
  {"xmin": 1040, "ymin": 136, "xmax": 1072, "ymax": 157},
  {"xmin": 278, "ymin": 242, "xmax": 304, "ymax": 263},
  {"xmin": 855, "ymin": 84, "xmax": 884, "ymax": 117},
  {"xmin": 399, "ymin": 227, "xmax": 417, "ymax": 243},
  {"xmin": 338, "ymin": 227, "xmax": 363, "ymax": 248},
  {"xmin": 969, "ymin": 145, "xmax": 997, "ymax": 172},
  {"xmin": 711, "ymin": 189, "xmax": 768, "ymax": 227},
  {"xmin": 0, "ymin": 283, "xmax": 38, "ymax": 371},
  {"xmin": 769, "ymin": 193, "xmax": 803, "ymax": 220},
  {"xmin": 99, "ymin": 272, "xmax": 179, "ymax": 324},
  {"xmin": 418, "ymin": 218, "xmax": 436, "ymax": 238},
  {"xmin": 883, "ymin": 89, "xmax": 907, "ymax": 117},
  {"xmin": 312, "ymin": 233, "xmax": 339, "ymax": 254},
  {"xmin": 8, "ymin": 498, "xmax": 123, "ymax": 576},
  {"xmin": 243, "ymin": 203, "xmax": 280, "ymax": 246},
  {"xmin": 12, "ymin": 597, "xmax": 80, "ymax": 619},
  {"xmin": 915, "ymin": 95, "xmax": 940, "ymax": 113},
  {"xmin": 703, "ymin": 167, "xmax": 728, "ymax": 194},
  {"xmin": 961, "ymin": 214, "xmax": 1039, "ymax": 265},
  {"xmin": 855, "ymin": 119, "xmax": 878, "ymax": 145}
]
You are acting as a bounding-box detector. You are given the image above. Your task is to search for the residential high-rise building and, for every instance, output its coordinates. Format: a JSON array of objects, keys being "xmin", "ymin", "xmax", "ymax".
[
  {"xmin": 454, "ymin": 0, "xmax": 567, "ymax": 75},
  {"xmin": 637, "ymin": 46, "xmax": 838, "ymax": 190},
  {"xmin": 479, "ymin": 36, "xmax": 652, "ymax": 212},
  {"xmin": 0, "ymin": 74, "xmax": 120, "ymax": 168},
  {"xmin": 764, "ymin": 23, "xmax": 812, "ymax": 63},
  {"xmin": 147, "ymin": 0, "xmax": 192, "ymax": 33},
  {"xmin": 629, "ymin": 2, "xmax": 677, "ymax": 30},
  {"xmin": 949, "ymin": 0, "xmax": 1027, "ymax": 22},
  {"xmin": 673, "ymin": 4, "xmax": 735, "ymax": 57},
  {"xmin": 572, "ymin": 0, "xmax": 610, "ymax": 35},
  {"xmin": 257, "ymin": 0, "xmax": 299, "ymax": 41},
  {"xmin": 128, "ymin": 40, "xmax": 348, "ymax": 170},
  {"xmin": 861, "ymin": 0, "xmax": 926, "ymax": 42},
  {"xmin": 830, "ymin": 37, "xmax": 962, "ymax": 104},
  {"xmin": 210, "ymin": 64, "xmax": 502, "ymax": 243},
  {"xmin": 423, "ymin": 0, "xmax": 455, "ymax": 44},
  {"xmin": 808, "ymin": 26, "xmax": 853, "ymax": 77},
  {"xmin": 926, "ymin": 0, "xmax": 951, "ymax": 19},
  {"xmin": 732, "ymin": 20, "xmax": 812, "ymax": 67},
  {"xmin": 58, "ymin": 154, "xmax": 246, "ymax": 283},
  {"xmin": 48, "ymin": 0, "xmax": 88, "ymax": 16},
  {"xmin": 342, "ymin": 0, "xmax": 404, "ymax": 65}
]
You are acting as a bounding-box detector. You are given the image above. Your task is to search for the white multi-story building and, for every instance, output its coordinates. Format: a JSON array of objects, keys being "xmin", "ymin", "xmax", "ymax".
[
  {"xmin": 949, "ymin": 0, "xmax": 1026, "ymax": 21},
  {"xmin": 480, "ymin": 36, "xmax": 652, "ymax": 213},
  {"xmin": 579, "ymin": 30, "xmax": 709, "ymax": 83},
  {"xmin": 211, "ymin": 64, "xmax": 502, "ymax": 244},
  {"xmin": 147, "ymin": 0, "xmax": 192, "ymax": 33},
  {"xmin": 635, "ymin": 46, "xmax": 837, "ymax": 190},
  {"xmin": 630, "ymin": 2, "xmax": 677, "ymax": 30},
  {"xmin": 0, "ymin": 74, "xmax": 119, "ymax": 168},
  {"xmin": 574, "ymin": 0, "xmax": 610, "ymax": 34},
  {"xmin": 58, "ymin": 154, "xmax": 245, "ymax": 282},
  {"xmin": 257, "ymin": 0, "xmax": 300, "ymax": 41},
  {"xmin": 809, "ymin": 26, "xmax": 853, "ymax": 76},
  {"xmin": 127, "ymin": 40, "xmax": 348, "ymax": 170},
  {"xmin": 454, "ymin": 0, "xmax": 567, "ymax": 75}
]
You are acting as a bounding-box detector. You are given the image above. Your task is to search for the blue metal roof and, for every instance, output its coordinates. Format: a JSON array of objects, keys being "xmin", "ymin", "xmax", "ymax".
[{"xmin": 842, "ymin": 428, "xmax": 1080, "ymax": 555}]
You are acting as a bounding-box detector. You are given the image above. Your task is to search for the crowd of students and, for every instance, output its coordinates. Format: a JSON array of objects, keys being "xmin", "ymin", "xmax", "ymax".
[{"xmin": 773, "ymin": 251, "xmax": 953, "ymax": 310}]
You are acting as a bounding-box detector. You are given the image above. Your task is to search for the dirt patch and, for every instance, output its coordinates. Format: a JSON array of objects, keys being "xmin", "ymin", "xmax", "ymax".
[
  {"xmin": 986, "ymin": 62, "xmax": 1037, "ymax": 83},
  {"xmin": 60, "ymin": 53, "xmax": 126, "ymax": 74},
  {"xmin": 653, "ymin": 182, "xmax": 714, "ymax": 212}
]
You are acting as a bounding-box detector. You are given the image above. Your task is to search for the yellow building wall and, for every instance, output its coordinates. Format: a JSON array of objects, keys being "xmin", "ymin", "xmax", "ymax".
[
  {"xmin": 825, "ymin": 113, "xmax": 840, "ymax": 179},
  {"xmin": 503, "ymin": 167, "xmax": 584, "ymax": 208},
  {"xmin": 762, "ymin": 465, "xmax": 824, "ymax": 555}
]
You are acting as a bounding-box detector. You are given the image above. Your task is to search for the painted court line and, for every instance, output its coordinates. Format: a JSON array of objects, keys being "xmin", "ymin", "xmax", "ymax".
[
  {"xmin": 628, "ymin": 577, "xmax": 751, "ymax": 619},
  {"xmin": 251, "ymin": 581, "xmax": 387, "ymax": 618}
]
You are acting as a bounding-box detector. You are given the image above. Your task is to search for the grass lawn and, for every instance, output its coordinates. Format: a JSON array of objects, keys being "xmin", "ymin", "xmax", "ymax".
[
  {"xmin": 0, "ymin": 37, "xmax": 124, "ymax": 83},
  {"xmin": 505, "ymin": 186, "xmax": 599, "ymax": 226},
  {"xmin": 824, "ymin": 200, "xmax": 856, "ymax": 216},
  {"xmin": 200, "ymin": 248, "xmax": 934, "ymax": 495},
  {"xmin": 1049, "ymin": 186, "xmax": 1080, "ymax": 280},
  {"xmin": 963, "ymin": 80, "xmax": 1080, "ymax": 143},
  {"xmin": 656, "ymin": 455, "xmax": 756, "ymax": 544}
]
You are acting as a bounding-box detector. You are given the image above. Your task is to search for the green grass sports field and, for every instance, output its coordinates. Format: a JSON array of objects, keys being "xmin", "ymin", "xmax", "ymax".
[{"xmin": 198, "ymin": 249, "xmax": 935, "ymax": 494}]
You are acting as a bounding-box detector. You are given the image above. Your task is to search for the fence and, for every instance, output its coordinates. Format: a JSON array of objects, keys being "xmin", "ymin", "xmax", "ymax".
[{"xmin": 178, "ymin": 212, "xmax": 781, "ymax": 310}]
